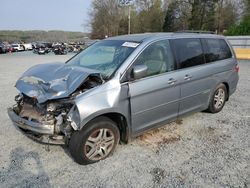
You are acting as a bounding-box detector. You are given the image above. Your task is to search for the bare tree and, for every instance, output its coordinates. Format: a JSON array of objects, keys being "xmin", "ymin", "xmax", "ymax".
[{"xmin": 90, "ymin": 0, "xmax": 122, "ymax": 39}]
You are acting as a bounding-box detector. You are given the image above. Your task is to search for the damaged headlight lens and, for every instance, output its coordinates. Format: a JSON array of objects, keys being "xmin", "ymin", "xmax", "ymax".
[
  {"xmin": 67, "ymin": 105, "xmax": 80, "ymax": 130},
  {"xmin": 15, "ymin": 93, "xmax": 23, "ymax": 102},
  {"xmin": 47, "ymin": 103, "xmax": 57, "ymax": 112}
]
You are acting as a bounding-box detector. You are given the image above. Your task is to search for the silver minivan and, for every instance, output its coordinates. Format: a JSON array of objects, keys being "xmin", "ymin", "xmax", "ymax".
[{"xmin": 8, "ymin": 33, "xmax": 239, "ymax": 164}]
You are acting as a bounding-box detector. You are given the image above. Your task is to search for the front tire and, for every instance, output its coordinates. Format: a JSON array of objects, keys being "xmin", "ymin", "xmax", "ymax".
[
  {"xmin": 207, "ymin": 83, "xmax": 227, "ymax": 113},
  {"xmin": 69, "ymin": 117, "xmax": 120, "ymax": 165}
]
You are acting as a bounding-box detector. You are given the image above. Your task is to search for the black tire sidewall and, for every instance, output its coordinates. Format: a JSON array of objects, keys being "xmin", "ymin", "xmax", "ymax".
[{"xmin": 69, "ymin": 117, "xmax": 120, "ymax": 165}]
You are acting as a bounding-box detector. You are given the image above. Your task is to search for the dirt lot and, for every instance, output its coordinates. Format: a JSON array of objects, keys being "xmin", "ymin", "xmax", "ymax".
[{"xmin": 0, "ymin": 52, "xmax": 249, "ymax": 188}]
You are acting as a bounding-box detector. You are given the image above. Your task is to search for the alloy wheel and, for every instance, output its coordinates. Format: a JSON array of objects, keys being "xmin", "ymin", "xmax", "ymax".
[
  {"xmin": 214, "ymin": 88, "xmax": 225, "ymax": 109},
  {"xmin": 84, "ymin": 128, "xmax": 115, "ymax": 161}
]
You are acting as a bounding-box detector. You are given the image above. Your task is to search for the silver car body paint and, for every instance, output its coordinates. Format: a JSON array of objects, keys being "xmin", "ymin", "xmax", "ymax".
[
  {"xmin": 69, "ymin": 33, "xmax": 238, "ymax": 136},
  {"xmin": 9, "ymin": 33, "xmax": 239, "ymax": 142}
]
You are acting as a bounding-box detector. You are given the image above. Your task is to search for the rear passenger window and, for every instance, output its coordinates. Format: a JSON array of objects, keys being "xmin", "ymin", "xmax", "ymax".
[
  {"xmin": 205, "ymin": 39, "xmax": 232, "ymax": 62},
  {"xmin": 172, "ymin": 39, "xmax": 205, "ymax": 69}
]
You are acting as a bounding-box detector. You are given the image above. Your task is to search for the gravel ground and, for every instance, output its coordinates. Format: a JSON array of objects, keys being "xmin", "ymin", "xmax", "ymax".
[{"xmin": 0, "ymin": 52, "xmax": 249, "ymax": 188}]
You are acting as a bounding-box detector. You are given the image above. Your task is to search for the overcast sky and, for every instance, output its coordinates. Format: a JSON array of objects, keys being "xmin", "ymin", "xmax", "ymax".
[{"xmin": 0, "ymin": 0, "xmax": 92, "ymax": 32}]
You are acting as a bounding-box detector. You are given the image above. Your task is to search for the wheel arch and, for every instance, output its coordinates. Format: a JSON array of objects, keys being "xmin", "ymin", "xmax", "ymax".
[
  {"xmin": 80, "ymin": 112, "xmax": 130, "ymax": 143},
  {"xmin": 222, "ymin": 82, "xmax": 229, "ymax": 100},
  {"xmin": 206, "ymin": 81, "xmax": 229, "ymax": 109}
]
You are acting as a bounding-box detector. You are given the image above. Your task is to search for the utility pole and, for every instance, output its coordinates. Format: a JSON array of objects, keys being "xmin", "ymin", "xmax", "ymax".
[
  {"xmin": 128, "ymin": 5, "xmax": 131, "ymax": 34},
  {"xmin": 118, "ymin": 0, "xmax": 133, "ymax": 35}
]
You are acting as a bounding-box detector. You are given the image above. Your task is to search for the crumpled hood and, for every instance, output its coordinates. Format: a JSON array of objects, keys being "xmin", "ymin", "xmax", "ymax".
[{"xmin": 15, "ymin": 62, "xmax": 102, "ymax": 103}]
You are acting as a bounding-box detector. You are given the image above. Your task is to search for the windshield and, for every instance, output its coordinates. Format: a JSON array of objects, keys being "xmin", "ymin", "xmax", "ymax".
[{"xmin": 66, "ymin": 40, "xmax": 139, "ymax": 79}]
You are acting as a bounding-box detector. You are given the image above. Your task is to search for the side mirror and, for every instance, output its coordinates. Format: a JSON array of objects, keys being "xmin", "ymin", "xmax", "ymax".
[{"xmin": 132, "ymin": 65, "xmax": 148, "ymax": 80}]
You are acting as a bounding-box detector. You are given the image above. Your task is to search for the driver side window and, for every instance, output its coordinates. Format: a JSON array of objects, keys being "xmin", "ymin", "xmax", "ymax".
[{"xmin": 132, "ymin": 40, "xmax": 175, "ymax": 78}]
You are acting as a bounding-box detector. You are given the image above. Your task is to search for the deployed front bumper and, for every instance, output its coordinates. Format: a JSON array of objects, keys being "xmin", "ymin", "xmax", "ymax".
[
  {"xmin": 7, "ymin": 107, "xmax": 65, "ymax": 145},
  {"xmin": 8, "ymin": 107, "xmax": 54, "ymax": 135}
]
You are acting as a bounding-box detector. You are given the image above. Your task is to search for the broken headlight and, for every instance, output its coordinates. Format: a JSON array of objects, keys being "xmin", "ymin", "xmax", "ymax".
[
  {"xmin": 67, "ymin": 105, "xmax": 80, "ymax": 130},
  {"xmin": 47, "ymin": 103, "xmax": 57, "ymax": 112}
]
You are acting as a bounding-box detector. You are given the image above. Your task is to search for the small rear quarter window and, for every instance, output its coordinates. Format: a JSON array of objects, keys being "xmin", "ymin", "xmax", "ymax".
[{"xmin": 205, "ymin": 39, "xmax": 232, "ymax": 63}]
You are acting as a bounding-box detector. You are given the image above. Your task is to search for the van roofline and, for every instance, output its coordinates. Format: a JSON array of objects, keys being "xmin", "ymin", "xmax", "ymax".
[{"xmin": 105, "ymin": 32, "xmax": 224, "ymax": 43}]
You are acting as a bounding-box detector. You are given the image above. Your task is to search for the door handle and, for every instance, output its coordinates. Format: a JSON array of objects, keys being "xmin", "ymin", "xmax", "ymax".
[
  {"xmin": 168, "ymin": 78, "xmax": 177, "ymax": 85},
  {"xmin": 184, "ymin": 74, "xmax": 192, "ymax": 81}
]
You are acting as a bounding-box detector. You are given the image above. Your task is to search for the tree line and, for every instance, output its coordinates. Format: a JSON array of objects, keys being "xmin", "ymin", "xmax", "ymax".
[
  {"xmin": 0, "ymin": 30, "xmax": 88, "ymax": 43},
  {"xmin": 89, "ymin": 0, "xmax": 250, "ymax": 39}
]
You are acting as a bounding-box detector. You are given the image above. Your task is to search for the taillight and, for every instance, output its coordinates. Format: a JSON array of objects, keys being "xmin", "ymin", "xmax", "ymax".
[{"xmin": 234, "ymin": 64, "xmax": 239, "ymax": 73}]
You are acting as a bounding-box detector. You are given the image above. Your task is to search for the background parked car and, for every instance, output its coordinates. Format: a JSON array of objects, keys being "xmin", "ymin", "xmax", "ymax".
[
  {"xmin": 33, "ymin": 41, "xmax": 53, "ymax": 50},
  {"xmin": 0, "ymin": 43, "xmax": 7, "ymax": 54},
  {"xmin": 53, "ymin": 44, "xmax": 67, "ymax": 55},
  {"xmin": 33, "ymin": 42, "xmax": 52, "ymax": 55},
  {"xmin": 11, "ymin": 44, "xmax": 24, "ymax": 52},
  {"xmin": 5, "ymin": 44, "xmax": 14, "ymax": 53},
  {"xmin": 22, "ymin": 43, "xmax": 33, "ymax": 51},
  {"xmin": 34, "ymin": 46, "xmax": 50, "ymax": 55}
]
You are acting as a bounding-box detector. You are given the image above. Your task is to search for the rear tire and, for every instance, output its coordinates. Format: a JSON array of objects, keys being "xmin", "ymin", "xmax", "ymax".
[
  {"xmin": 69, "ymin": 117, "xmax": 120, "ymax": 165},
  {"xmin": 207, "ymin": 83, "xmax": 227, "ymax": 113}
]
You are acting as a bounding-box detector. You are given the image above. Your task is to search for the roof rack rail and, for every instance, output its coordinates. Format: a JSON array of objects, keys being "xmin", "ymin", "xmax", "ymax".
[{"xmin": 175, "ymin": 30, "xmax": 216, "ymax": 34}]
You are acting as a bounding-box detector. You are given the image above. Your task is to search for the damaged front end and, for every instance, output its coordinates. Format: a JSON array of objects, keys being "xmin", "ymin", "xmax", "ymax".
[
  {"xmin": 8, "ymin": 94, "xmax": 80, "ymax": 145},
  {"xmin": 8, "ymin": 63, "xmax": 104, "ymax": 145}
]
